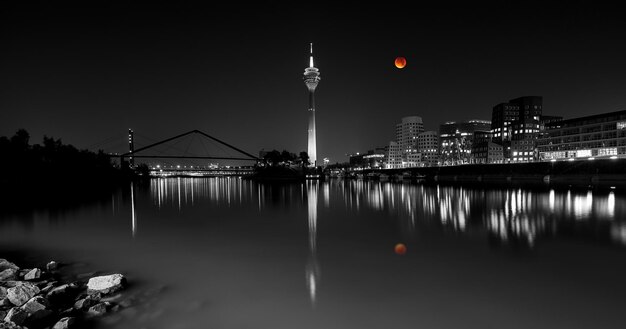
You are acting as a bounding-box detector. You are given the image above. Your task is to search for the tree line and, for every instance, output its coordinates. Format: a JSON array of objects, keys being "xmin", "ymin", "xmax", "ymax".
[
  {"xmin": 261, "ymin": 149, "xmax": 310, "ymax": 167},
  {"xmin": 0, "ymin": 129, "xmax": 122, "ymax": 186}
]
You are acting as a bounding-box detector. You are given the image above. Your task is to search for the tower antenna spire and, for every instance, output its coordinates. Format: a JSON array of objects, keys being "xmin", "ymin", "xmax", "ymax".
[{"xmin": 309, "ymin": 42, "xmax": 314, "ymax": 68}]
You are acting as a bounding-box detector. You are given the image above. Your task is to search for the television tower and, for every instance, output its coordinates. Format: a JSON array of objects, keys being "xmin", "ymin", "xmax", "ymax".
[{"xmin": 303, "ymin": 43, "xmax": 320, "ymax": 166}]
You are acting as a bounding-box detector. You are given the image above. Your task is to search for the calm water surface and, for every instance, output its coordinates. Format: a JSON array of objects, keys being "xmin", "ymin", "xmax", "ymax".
[{"xmin": 2, "ymin": 178, "xmax": 626, "ymax": 329}]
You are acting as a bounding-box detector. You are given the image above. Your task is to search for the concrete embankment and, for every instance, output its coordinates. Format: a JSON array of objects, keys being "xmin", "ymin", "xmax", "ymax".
[{"xmin": 368, "ymin": 159, "xmax": 626, "ymax": 187}]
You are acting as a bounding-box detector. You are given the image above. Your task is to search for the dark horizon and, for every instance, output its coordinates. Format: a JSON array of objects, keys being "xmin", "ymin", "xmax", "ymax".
[{"xmin": 2, "ymin": 1, "xmax": 626, "ymax": 163}]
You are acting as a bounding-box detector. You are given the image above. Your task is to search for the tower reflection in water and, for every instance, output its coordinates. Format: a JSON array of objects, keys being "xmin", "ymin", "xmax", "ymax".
[{"xmin": 305, "ymin": 181, "xmax": 320, "ymax": 307}]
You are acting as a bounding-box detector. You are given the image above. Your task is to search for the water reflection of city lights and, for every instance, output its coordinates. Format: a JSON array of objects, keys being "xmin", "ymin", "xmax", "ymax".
[
  {"xmin": 145, "ymin": 178, "xmax": 624, "ymax": 251},
  {"xmin": 608, "ymin": 192, "xmax": 615, "ymax": 218},
  {"xmin": 131, "ymin": 182, "xmax": 137, "ymax": 238}
]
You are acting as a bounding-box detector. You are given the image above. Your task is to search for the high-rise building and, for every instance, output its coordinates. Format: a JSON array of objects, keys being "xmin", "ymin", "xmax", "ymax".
[
  {"xmin": 439, "ymin": 120, "xmax": 491, "ymax": 165},
  {"xmin": 303, "ymin": 43, "xmax": 320, "ymax": 166},
  {"xmin": 417, "ymin": 131, "xmax": 439, "ymax": 167},
  {"xmin": 491, "ymin": 96, "xmax": 543, "ymax": 162},
  {"xmin": 385, "ymin": 141, "xmax": 402, "ymax": 169},
  {"xmin": 471, "ymin": 131, "xmax": 504, "ymax": 164},
  {"xmin": 537, "ymin": 110, "xmax": 626, "ymax": 160},
  {"xmin": 395, "ymin": 116, "xmax": 424, "ymax": 154}
]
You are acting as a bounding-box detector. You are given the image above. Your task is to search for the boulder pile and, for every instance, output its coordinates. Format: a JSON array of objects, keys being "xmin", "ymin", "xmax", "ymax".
[{"xmin": 1, "ymin": 258, "xmax": 129, "ymax": 329}]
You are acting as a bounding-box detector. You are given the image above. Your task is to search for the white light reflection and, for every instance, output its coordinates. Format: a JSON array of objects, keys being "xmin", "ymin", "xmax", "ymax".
[
  {"xmin": 549, "ymin": 189, "xmax": 555, "ymax": 211},
  {"xmin": 305, "ymin": 181, "xmax": 320, "ymax": 307},
  {"xmin": 131, "ymin": 182, "xmax": 137, "ymax": 238},
  {"xmin": 177, "ymin": 178, "xmax": 181, "ymax": 211},
  {"xmin": 323, "ymin": 183, "xmax": 330, "ymax": 208},
  {"xmin": 608, "ymin": 192, "xmax": 615, "ymax": 218},
  {"xmin": 573, "ymin": 191, "xmax": 593, "ymax": 219},
  {"xmin": 148, "ymin": 177, "xmax": 260, "ymax": 210}
]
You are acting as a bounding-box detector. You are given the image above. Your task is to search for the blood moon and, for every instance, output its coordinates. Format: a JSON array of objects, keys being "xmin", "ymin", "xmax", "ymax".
[
  {"xmin": 394, "ymin": 57, "xmax": 407, "ymax": 69},
  {"xmin": 394, "ymin": 243, "xmax": 407, "ymax": 255}
]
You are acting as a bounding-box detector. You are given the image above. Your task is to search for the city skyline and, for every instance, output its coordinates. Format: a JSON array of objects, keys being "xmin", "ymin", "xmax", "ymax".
[{"xmin": 2, "ymin": 2, "xmax": 626, "ymax": 163}]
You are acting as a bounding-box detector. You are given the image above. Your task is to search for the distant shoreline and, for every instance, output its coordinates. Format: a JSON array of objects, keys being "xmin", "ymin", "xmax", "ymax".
[{"xmin": 346, "ymin": 158, "xmax": 626, "ymax": 188}]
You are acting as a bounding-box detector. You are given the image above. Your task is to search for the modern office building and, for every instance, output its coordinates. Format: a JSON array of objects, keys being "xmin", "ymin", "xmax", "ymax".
[
  {"xmin": 417, "ymin": 131, "xmax": 439, "ymax": 167},
  {"xmin": 349, "ymin": 147, "xmax": 386, "ymax": 169},
  {"xmin": 385, "ymin": 116, "xmax": 424, "ymax": 168},
  {"xmin": 303, "ymin": 43, "xmax": 321, "ymax": 166},
  {"xmin": 385, "ymin": 141, "xmax": 402, "ymax": 169},
  {"xmin": 471, "ymin": 131, "xmax": 504, "ymax": 164},
  {"xmin": 396, "ymin": 116, "xmax": 424, "ymax": 154},
  {"xmin": 440, "ymin": 120, "xmax": 491, "ymax": 165},
  {"xmin": 491, "ymin": 96, "xmax": 543, "ymax": 162},
  {"xmin": 537, "ymin": 110, "xmax": 626, "ymax": 160}
]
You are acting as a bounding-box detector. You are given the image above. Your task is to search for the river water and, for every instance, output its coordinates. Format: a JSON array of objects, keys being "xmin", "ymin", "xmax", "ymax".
[{"xmin": 2, "ymin": 178, "xmax": 626, "ymax": 329}]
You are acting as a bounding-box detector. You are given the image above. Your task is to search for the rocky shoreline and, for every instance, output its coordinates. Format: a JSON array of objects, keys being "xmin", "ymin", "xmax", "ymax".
[{"xmin": 1, "ymin": 258, "xmax": 130, "ymax": 329}]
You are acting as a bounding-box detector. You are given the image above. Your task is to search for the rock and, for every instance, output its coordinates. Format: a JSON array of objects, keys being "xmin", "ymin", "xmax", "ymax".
[
  {"xmin": 87, "ymin": 274, "xmax": 126, "ymax": 294},
  {"xmin": 1, "ymin": 281, "xmax": 20, "ymax": 288},
  {"xmin": 0, "ymin": 269, "xmax": 18, "ymax": 281},
  {"xmin": 0, "ymin": 309, "xmax": 5, "ymax": 320},
  {"xmin": 88, "ymin": 291, "xmax": 102, "ymax": 300},
  {"xmin": 46, "ymin": 261, "xmax": 58, "ymax": 272},
  {"xmin": 0, "ymin": 259, "xmax": 19, "ymax": 272},
  {"xmin": 39, "ymin": 282, "xmax": 56, "ymax": 295},
  {"xmin": 3, "ymin": 307, "xmax": 28, "ymax": 325},
  {"xmin": 58, "ymin": 307, "xmax": 78, "ymax": 318},
  {"xmin": 1, "ymin": 298, "xmax": 12, "ymax": 307},
  {"xmin": 73, "ymin": 296, "xmax": 98, "ymax": 311},
  {"xmin": 86, "ymin": 302, "xmax": 107, "ymax": 317},
  {"xmin": 47, "ymin": 284, "xmax": 70, "ymax": 297},
  {"xmin": 100, "ymin": 292, "xmax": 122, "ymax": 303},
  {"xmin": 21, "ymin": 297, "xmax": 53, "ymax": 324},
  {"xmin": 21, "ymin": 296, "xmax": 49, "ymax": 314},
  {"xmin": 68, "ymin": 281, "xmax": 83, "ymax": 290},
  {"xmin": 0, "ymin": 322, "xmax": 27, "ymax": 329},
  {"xmin": 35, "ymin": 279, "xmax": 49, "ymax": 287},
  {"xmin": 7, "ymin": 283, "xmax": 40, "ymax": 306},
  {"xmin": 46, "ymin": 284, "xmax": 78, "ymax": 306},
  {"xmin": 53, "ymin": 317, "xmax": 76, "ymax": 329},
  {"xmin": 0, "ymin": 286, "xmax": 6, "ymax": 299},
  {"xmin": 23, "ymin": 268, "xmax": 41, "ymax": 281}
]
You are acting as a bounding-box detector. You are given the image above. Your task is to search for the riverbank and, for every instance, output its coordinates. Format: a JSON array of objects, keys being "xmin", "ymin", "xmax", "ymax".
[
  {"xmin": 360, "ymin": 158, "xmax": 626, "ymax": 187},
  {"xmin": 1, "ymin": 258, "xmax": 132, "ymax": 329},
  {"xmin": 246, "ymin": 166, "xmax": 305, "ymax": 182}
]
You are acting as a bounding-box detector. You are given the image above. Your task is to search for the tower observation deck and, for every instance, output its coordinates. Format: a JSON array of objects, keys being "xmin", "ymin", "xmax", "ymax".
[{"xmin": 303, "ymin": 43, "xmax": 321, "ymax": 166}]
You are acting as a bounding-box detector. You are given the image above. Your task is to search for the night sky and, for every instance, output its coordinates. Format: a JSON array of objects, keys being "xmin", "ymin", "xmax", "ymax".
[{"xmin": 2, "ymin": 1, "xmax": 626, "ymax": 163}]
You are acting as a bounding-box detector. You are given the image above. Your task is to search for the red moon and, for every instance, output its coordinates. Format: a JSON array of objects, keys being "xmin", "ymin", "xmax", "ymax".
[
  {"xmin": 394, "ymin": 243, "xmax": 407, "ymax": 255},
  {"xmin": 394, "ymin": 57, "xmax": 407, "ymax": 69}
]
